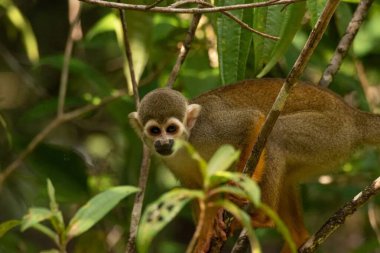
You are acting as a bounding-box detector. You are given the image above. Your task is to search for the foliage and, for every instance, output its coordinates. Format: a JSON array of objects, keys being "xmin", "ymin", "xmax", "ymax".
[
  {"xmin": 0, "ymin": 0, "xmax": 379, "ymax": 252},
  {"xmin": 0, "ymin": 180, "xmax": 139, "ymax": 252},
  {"xmin": 137, "ymin": 143, "xmax": 295, "ymax": 253}
]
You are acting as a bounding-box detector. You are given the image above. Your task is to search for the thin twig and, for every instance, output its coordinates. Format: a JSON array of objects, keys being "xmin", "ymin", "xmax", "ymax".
[
  {"xmin": 319, "ymin": 0, "xmax": 374, "ymax": 87},
  {"xmin": 117, "ymin": 4, "xmax": 152, "ymax": 253},
  {"xmin": 118, "ymin": 3, "xmax": 140, "ymax": 105},
  {"xmin": 0, "ymin": 89, "xmax": 127, "ymax": 190},
  {"xmin": 167, "ymin": 13, "xmax": 202, "ymax": 88},
  {"xmin": 57, "ymin": 3, "xmax": 82, "ymax": 117},
  {"xmin": 79, "ymin": 0, "xmax": 301, "ymax": 14},
  {"xmin": 125, "ymin": 145, "xmax": 151, "ymax": 253},
  {"xmin": 229, "ymin": 0, "xmax": 341, "ymax": 252},
  {"xmin": 299, "ymin": 177, "xmax": 380, "ymax": 253}
]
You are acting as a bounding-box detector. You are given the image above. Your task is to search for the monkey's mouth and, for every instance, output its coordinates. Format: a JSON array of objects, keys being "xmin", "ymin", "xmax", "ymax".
[
  {"xmin": 154, "ymin": 139, "xmax": 174, "ymax": 156},
  {"xmin": 156, "ymin": 148, "xmax": 174, "ymax": 156}
]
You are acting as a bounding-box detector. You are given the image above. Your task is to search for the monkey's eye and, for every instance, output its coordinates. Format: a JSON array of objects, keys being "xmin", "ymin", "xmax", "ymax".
[
  {"xmin": 166, "ymin": 124, "xmax": 178, "ymax": 134},
  {"xmin": 149, "ymin": 126, "xmax": 161, "ymax": 135}
]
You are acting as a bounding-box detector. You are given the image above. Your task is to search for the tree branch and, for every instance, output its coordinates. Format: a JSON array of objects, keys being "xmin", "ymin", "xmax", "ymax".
[
  {"xmin": 118, "ymin": 4, "xmax": 140, "ymax": 105},
  {"xmin": 319, "ymin": 0, "xmax": 374, "ymax": 87},
  {"xmin": 299, "ymin": 177, "xmax": 380, "ymax": 253},
  {"xmin": 57, "ymin": 1, "xmax": 82, "ymax": 116},
  {"xmin": 79, "ymin": 0, "xmax": 301, "ymax": 14},
  {"xmin": 0, "ymin": 89, "xmax": 127, "ymax": 190},
  {"xmin": 167, "ymin": 13, "xmax": 202, "ymax": 88}
]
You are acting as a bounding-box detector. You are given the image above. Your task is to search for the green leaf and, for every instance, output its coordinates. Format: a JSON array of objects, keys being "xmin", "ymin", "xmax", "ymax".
[
  {"xmin": 67, "ymin": 186, "xmax": 139, "ymax": 238},
  {"xmin": 21, "ymin": 208, "xmax": 53, "ymax": 231},
  {"xmin": 210, "ymin": 171, "xmax": 261, "ymax": 206},
  {"xmin": 217, "ymin": 0, "xmax": 253, "ymax": 84},
  {"xmin": 207, "ymin": 145, "xmax": 240, "ymax": 176},
  {"xmin": 46, "ymin": 179, "xmax": 65, "ymax": 233},
  {"xmin": 209, "ymin": 185, "xmax": 248, "ymax": 198},
  {"xmin": 0, "ymin": 0, "xmax": 39, "ymax": 63},
  {"xmin": 252, "ymin": 0, "xmax": 267, "ymax": 73},
  {"xmin": 215, "ymin": 200, "xmax": 261, "ymax": 253},
  {"xmin": 86, "ymin": 13, "xmax": 118, "ymax": 40},
  {"xmin": 47, "ymin": 179, "xmax": 58, "ymax": 211},
  {"xmin": 0, "ymin": 220, "xmax": 20, "ymax": 238},
  {"xmin": 256, "ymin": 1, "xmax": 306, "ymax": 77},
  {"xmin": 137, "ymin": 188, "xmax": 204, "ymax": 253}
]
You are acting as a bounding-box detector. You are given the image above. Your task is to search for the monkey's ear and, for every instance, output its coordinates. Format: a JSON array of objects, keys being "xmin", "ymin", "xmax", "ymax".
[
  {"xmin": 128, "ymin": 112, "xmax": 143, "ymax": 137},
  {"xmin": 185, "ymin": 104, "xmax": 201, "ymax": 130}
]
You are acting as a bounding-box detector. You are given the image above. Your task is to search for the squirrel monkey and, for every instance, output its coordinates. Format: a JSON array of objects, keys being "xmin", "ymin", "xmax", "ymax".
[{"xmin": 129, "ymin": 78, "xmax": 380, "ymax": 252}]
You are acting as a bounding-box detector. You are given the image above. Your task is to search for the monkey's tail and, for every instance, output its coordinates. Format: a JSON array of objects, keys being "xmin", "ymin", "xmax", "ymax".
[{"xmin": 357, "ymin": 111, "xmax": 380, "ymax": 147}]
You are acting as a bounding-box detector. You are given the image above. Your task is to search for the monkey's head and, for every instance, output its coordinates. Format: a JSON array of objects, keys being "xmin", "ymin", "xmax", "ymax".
[{"xmin": 129, "ymin": 88, "xmax": 201, "ymax": 156}]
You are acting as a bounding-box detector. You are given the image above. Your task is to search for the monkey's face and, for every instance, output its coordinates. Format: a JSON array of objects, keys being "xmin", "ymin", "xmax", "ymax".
[
  {"xmin": 128, "ymin": 104, "xmax": 201, "ymax": 157},
  {"xmin": 141, "ymin": 117, "xmax": 188, "ymax": 156}
]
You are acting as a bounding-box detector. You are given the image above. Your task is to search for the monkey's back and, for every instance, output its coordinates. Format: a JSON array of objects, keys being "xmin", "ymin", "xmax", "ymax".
[{"xmin": 191, "ymin": 78, "xmax": 354, "ymax": 116}]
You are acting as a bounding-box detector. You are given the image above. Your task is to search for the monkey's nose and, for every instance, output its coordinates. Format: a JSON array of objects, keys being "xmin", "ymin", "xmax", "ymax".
[{"xmin": 154, "ymin": 139, "xmax": 174, "ymax": 156}]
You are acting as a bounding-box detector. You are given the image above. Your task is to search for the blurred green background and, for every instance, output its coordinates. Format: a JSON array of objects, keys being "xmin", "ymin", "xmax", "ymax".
[{"xmin": 0, "ymin": 0, "xmax": 380, "ymax": 252}]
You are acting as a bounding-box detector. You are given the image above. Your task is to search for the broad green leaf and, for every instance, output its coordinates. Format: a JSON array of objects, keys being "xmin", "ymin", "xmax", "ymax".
[
  {"xmin": 210, "ymin": 171, "xmax": 261, "ymax": 206},
  {"xmin": 67, "ymin": 186, "xmax": 139, "ymax": 238},
  {"xmin": 207, "ymin": 145, "xmax": 240, "ymax": 176},
  {"xmin": 21, "ymin": 208, "xmax": 53, "ymax": 231},
  {"xmin": 217, "ymin": 0, "xmax": 253, "ymax": 84},
  {"xmin": 0, "ymin": 220, "xmax": 20, "ymax": 238},
  {"xmin": 215, "ymin": 200, "xmax": 261, "ymax": 253},
  {"xmin": 137, "ymin": 188, "xmax": 204, "ymax": 253},
  {"xmin": 260, "ymin": 204, "xmax": 296, "ymax": 253},
  {"xmin": 256, "ymin": 1, "xmax": 306, "ymax": 77},
  {"xmin": 0, "ymin": 0, "xmax": 39, "ymax": 62},
  {"xmin": 307, "ymin": 0, "xmax": 327, "ymax": 28}
]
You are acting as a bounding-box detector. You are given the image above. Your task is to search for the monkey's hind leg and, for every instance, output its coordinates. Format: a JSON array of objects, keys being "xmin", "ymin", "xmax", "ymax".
[{"xmin": 278, "ymin": 181, "xmax": 309, "ymax": 253}]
